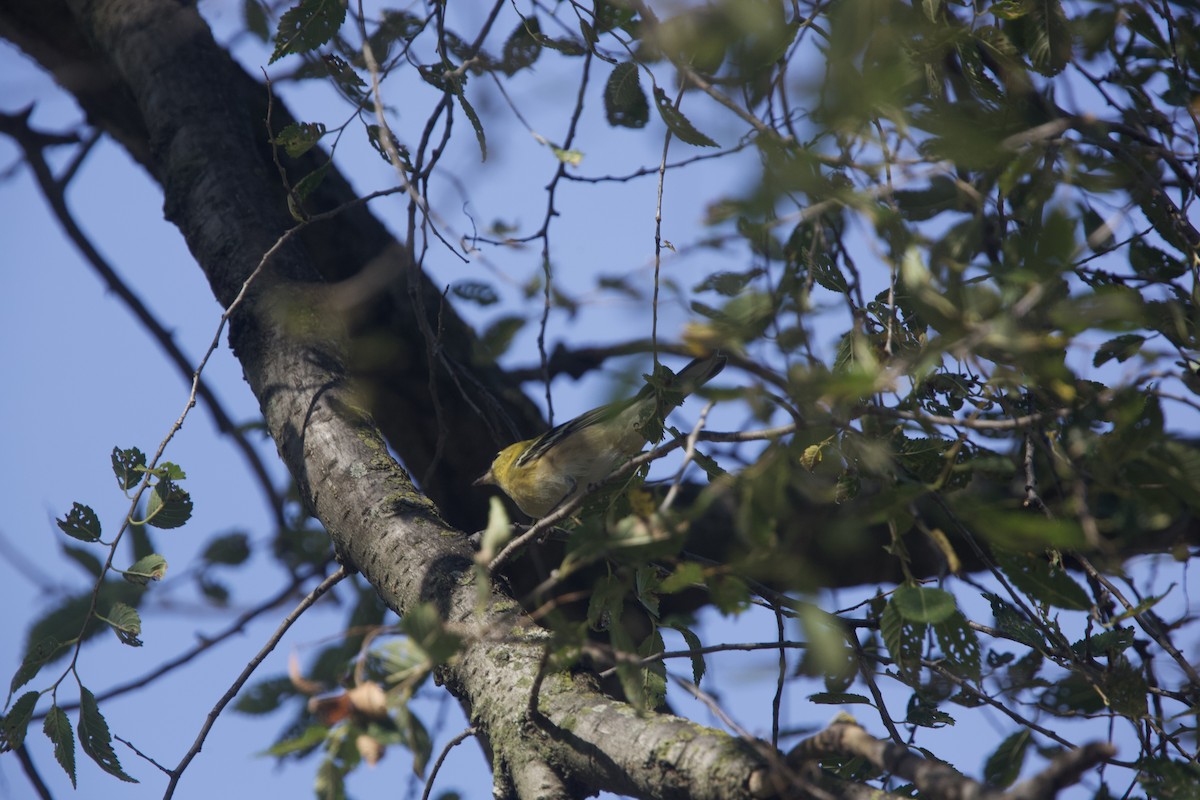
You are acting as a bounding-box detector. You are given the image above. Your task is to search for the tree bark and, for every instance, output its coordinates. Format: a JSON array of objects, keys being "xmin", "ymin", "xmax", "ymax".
[{"xmin": 0, "ymin": 0, "xmax": 780, "ymax": 796}]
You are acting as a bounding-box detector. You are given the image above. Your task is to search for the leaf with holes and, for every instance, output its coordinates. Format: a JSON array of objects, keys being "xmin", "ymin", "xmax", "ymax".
[
  {"xmin": 605, "ymin": 62, "xmax": 649, "ymax": 128},
  {"xmin": 79, "ymin": 687, "xmax": 136, "ymax": 782},
  {"xmin": 271, "ymin": 0, "xmax": 347, "ymax": 63},
  {"xmin": 57, "ymin": 503, "xmax": 101, "ymax": 543},
  {"xmin": 652, "ymin": 88, "xmax": 718, "ymax": 147}
]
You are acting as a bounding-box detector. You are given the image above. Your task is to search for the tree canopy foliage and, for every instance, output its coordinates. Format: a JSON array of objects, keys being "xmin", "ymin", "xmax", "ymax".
[{"xmin": 1, "ymin": 0, "xmax": 1198, "ymax": 798}]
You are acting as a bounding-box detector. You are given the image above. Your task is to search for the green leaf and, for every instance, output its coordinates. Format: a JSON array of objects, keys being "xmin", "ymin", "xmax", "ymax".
[
  {"xmin": 455, "ymin": 89, "xmax": 487, "ymax": 161},
  {"xmin": 637, "ymin": 629, "xmax": 668, "ymax": 709},
  {"xmin": 111, "ymin": 447, "xmax": 146, "ymax": 490},
  {"xmin": 322, "ymin": 54, "xmax": 366, "ymax": 97},
  {"xmin": 892, "ymin": 585, "xmax": 957, "ymax": 624},
  {"xmin": 270, "ymin": 0, "xmax": 347, "ymax": 63},
  {"xmin": 43, "ymin": 706, "xmax": 76, "ymax": 788},
  {"xmin": 1, "ymin": 691, "xmax": 39, "ymax": 749},
  {"xmin": 103, "ymin": 602, "xmax": 143, "ymax": 647},
  {"xmin": 604, "ymin": 62, "xmax": 649, "ymax": 128},
  {"xmin": 501, "ymin": 17, "xmax": 542, "ymax": 75},
  {"xmin": 1093, "ymin": 334, "xmax": 1146, "ymax": 368},
  {"xmin": 123, "ymin": 554, "xmax": 168, "ymax": 585},
  {"xmin": 398, "ymin": 706, "xmax": 433, "ymax": 775},
  {"xmin": 450, "ymin": 280, "xmax": 499, "ymax": 307},
  {"xmin": 587, "ymin": 574, "xmax": 626, "ymax": 631},
  {"xmin": 653, "ymin": 87, "xmax": 718, "ymax": 147},
  {"xmin": 235, "ymin": 677, "xmax": 297, "ymax": 715},
  {"xmin": 984, "ymin": 592, "xmax": 1046, "ymax": 648},
  {"xmin": 11, "ymin": 637, "xmax": 63, "ymax": 695},
  {"xmin": 993, "ymin": 551, "xmax": 1091, "ymax": 610},
  {"xmin": 1070, "ymin": 628, "xmax": 1134, "ymax": 659},
  {"xmin": 477, "ymin": 497, "xmax": 511, "ymax": 563},
  {"xmin": 275, "ymin": 121, "xmax": 327, "ymax": 158},
  {"xmin": 262, "ymin": 723, "xmax": 329, "ymax": 757},
  {"xmin": 62, "ymin": 545, "xmax": 104, "ymax": 578},
  {"xmin": 290, "ymin": 162, "xmax": 330, "ymax": 215},
  {"xmin": 669, "ymin": 624, "xmax": 706, "ymax": 686},
  {"xmin": 400, "ymin": 604, "xmax": 463, "ymax": 666},
  {"xmin": 1137, "ymin": 756, "xmax": 1200, "ymax": 800},
  {"xmin": 660, "ymin": 561, "xmax": 704, "ymax": 594},
  {"xmin": 57, "ymin": 503, "xmax": 102, "ymax": 543},
  {"xmin": 933, "ymin": 610, "xmax": 981, "ymax": 680},
  {"xmin": 78, "ymin": 686, "xmax": 137, "ymax": 782},
  {"xmin": 202, "ymin": 533, "xmax": 251, "ymax": 566},
  {"xmin": 984, "ymin": 728, "xmax": 1032, "ymax": 788},
  {"xmin": 881, "ymin": 600, "xmax": 924, "ymax": 680},
  {"xmin": 480, "ymin": 314, "xmax": 525, "ymax": 358},
  {"xmin": 808, "ymin": 692, "xmax": 872, "ymax": 705},
  {"xmin": 144, "ymin": 480, "xmax": 193, "ymax": 529},
  {"xmin": 693, "ymin": 268, "xmax": 765, "ymax": 296},
  {"xmin": 243, "ymin": 0, "xmax": 271, "ymax": 41}
]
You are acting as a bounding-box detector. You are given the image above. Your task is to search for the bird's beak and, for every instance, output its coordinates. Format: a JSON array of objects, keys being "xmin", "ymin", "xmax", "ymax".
[{"xmin": 473, "ymin": 469, "xmax": 494, "ymax": 487}]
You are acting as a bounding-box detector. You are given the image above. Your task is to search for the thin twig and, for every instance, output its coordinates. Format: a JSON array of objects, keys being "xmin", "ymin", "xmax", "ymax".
[
  {"xmin": 162, "ymin": 566, "xmax": 349, "ymax": 798},
  {"xmin": 420, "ymin": 727, "xmax": 477, "ymax": 800}
]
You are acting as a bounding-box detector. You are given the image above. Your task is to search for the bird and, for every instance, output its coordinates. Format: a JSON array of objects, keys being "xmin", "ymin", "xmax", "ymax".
[{"xmin": 474, "ymin": 353, "xmax": 727, "ymax": 518}]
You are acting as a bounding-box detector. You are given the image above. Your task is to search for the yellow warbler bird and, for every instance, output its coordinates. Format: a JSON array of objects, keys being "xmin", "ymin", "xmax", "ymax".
[{"xmin": 475, "ymin": 354, "xmax": 726, "ymax": 518}]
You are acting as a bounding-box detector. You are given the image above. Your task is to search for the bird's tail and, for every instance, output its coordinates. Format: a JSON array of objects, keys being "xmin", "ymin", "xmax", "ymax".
[{"xmin": 673, "ymin": 352, "xmax": 727, "ymax": 395}]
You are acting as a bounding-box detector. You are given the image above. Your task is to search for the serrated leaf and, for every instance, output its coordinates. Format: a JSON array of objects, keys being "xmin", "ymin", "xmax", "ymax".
[
  {"xmin": 290, "ymin": 162, "xmax": 330, "ymax": 217},
  {"xmin": 933, "ymin": 610, "xmax": 981, "ymax": 680},
  {"xmin": 43, "ymin": 706, "xmax": 76, "ymax": 787},
  {"xmin": 104, "ymin": 602, "xmax": 143, "ymax": 647},
  {"xmin": 1, "ymin": 691, "xmax": 39, "ymax": 749},
  {"xmin": 892, "ymin": 585, "xmax": 957, "ymax": 624},
  {"xmin": 984, "ymin": 592, "xmax": 1046, "ymax": 648},
  {"xmin": 111, "ymin": 447, "xmax": 146, "ymax": 491},
  {"xmin": 653, "ymin": 87, "xmax": 718, "ymax": 147},
  {"xmin": 800, "ymin": 444, "xmax": 823, "ymax": 471},
  {"xmin": 123, "ymin": 554, "xmax": 168, "ymax": 585},
  {"xmin": 881, "ymin": 599, "xmax": 924, "ymax": 679},
  {"xmin": 455, "ymin": 89, "xmax": 487, "ymax": 161},
  {"xmin": 501, "ymin": 17, "xmax": 542, "ymax": 75},
  {"xmin": 11, "ymin": 637, "xmax": 62, "ymax": 695},
  {"xmin": 275, "ymin": 121, "xmax": 327, "ymax": 158},
  {"xmin": 57, "ymin": 503, "xmax": 101, "ymax": 543},
  {"xmin": 670, "ymin": 624, "xmax": 706, "ymax": 685},
  {"xmin": 79, "ymin": 687, "xmax": 137, "ymax": 782},
  {"xmin": 1071, "ymin": 628, "xmax": 1134, "ymax": 659},
  {"xmin": 270, "ymin": 0, "xmax": 347, "ymax": 63},
  {"xmin": 322, "ymin": 54, "xmax": 365, "ymax": 96},
  {"xmin": 144, "ymin": 481, "xmax": 193, "ymax": 530},
  {"xmin": 993, "ymin": 551, "xmax": 1091, "ymax": 610},
  {"xmin": 605, "ymin": 62, "xmax": 649, "ymax": 128}
]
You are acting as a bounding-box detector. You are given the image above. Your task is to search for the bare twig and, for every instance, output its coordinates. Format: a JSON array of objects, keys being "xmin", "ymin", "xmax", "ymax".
[
  {"xmin": 163, "ymin": 566, "xmax": 349, "ymax": 798},
  {"xmin": 420, "ymin": 727, "xmax": 477, "ymax": 800}
]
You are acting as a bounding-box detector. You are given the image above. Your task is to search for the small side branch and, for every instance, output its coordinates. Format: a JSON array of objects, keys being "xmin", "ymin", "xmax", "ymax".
[{"xmin": 788, "ymin": 719, "xmax": 1114, "ymax": 800}]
